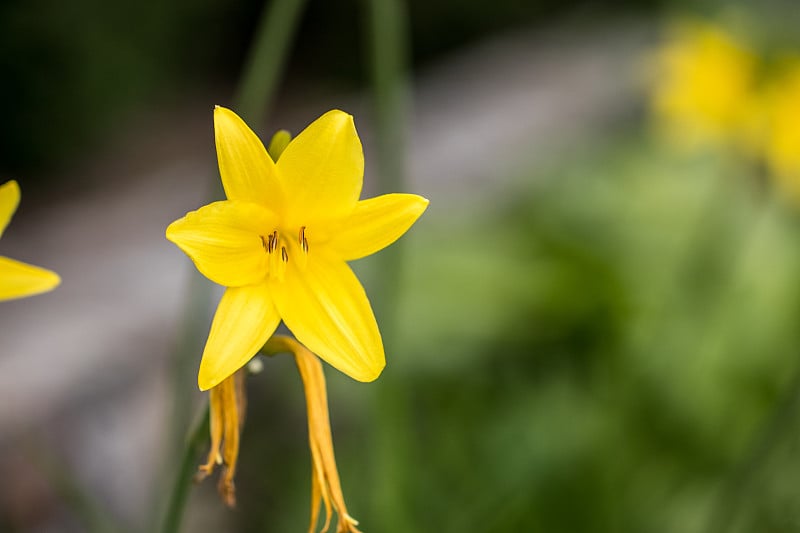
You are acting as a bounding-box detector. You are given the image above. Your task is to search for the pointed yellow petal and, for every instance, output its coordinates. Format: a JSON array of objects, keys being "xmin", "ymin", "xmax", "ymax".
[
  {"xmin": 271, "ymin": 254, "xmax": 384, "ymax": 382},
  {"xmin": 0, "ymin": 256, "xmax": 60, "ymax": 301},
  {"xmin": 0, "ymin": 180, "xmax": 20, "ymax": 238},
  {"xmin": 166, "ymin": 200, "xmax": 277, "ymax": 287},
  {"xmin": 198, "ymin": 283, "xmax": 280, "ymax": 390},
  {"xmin": 276, "ymin": 110, "xmax": 363, "ymax": 226},
  {"xmin": 329, "ymin": 193, "xmax": 429, "ymax": 261},
  {"xmin": 214, "ymin": 106, "xmax": 284, "ymax": 208}
]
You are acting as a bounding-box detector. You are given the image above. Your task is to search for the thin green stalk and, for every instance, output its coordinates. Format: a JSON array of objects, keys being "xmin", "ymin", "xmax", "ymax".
[
  {"xmin": 363, "ymin": 0, "xmax": 413, "ymax": 530},
  {"xmin": 158, "ymin": 0, "xmax": 309, "ymax": 531},
  {"xmin": 366, "ymin": 0, "xmax": 410, "ymax": 333},
  {"xmin": 234, "ymin": 0, "xmax": 309, "ymax": 124},
  {"xmin": 158, "ymin": 404, "xmax": 210, "ymax": 533}
]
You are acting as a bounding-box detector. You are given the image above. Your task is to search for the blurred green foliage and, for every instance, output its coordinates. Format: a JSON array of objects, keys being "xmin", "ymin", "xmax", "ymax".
[
  {"xmin": 0, "ymin": 0, "xmax": 261, "ymax": 176},
  {"xmin": 1, "ymin": 0, "xmax": 665, "ymax": 177},
  {"xmin": 228, "ymin": 130, "xmax": 800, "ymax": 533}
]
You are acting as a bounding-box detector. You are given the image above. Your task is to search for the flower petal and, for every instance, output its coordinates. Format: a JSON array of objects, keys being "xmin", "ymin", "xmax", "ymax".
[
  {"xmin": 276, "ymin": 110, "xmax": 363, "ymax": 226},
  {"xmin": 271, "ymin": 253, "xmax": 384, "ymax": 382},
  {"xmin": 214, "ymin": 106, "xmax": 284, "ymax": 208},
  {"xmin": 198, "ymin": 283, "xmax": 280, "ymax": 390},
  {"xmin": 0, "ymin": 256, "xmax": 60, "ymax": 301},
  {"xmin": 329, "ymin": 193, "xmax": 429, "ymax": 261},
  {"xmin": 0, "ymin": 180, "xmax": 20, "ymax": 238},
  {"xmin": 166, "ymin": 200, "xmax": 277, "ymax": 287}
]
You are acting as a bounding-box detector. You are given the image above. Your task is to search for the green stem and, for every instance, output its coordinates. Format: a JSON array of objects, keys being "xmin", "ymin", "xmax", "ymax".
[
  {"xmin": 158, "ymin": 404, "xmax": 210, "ymax": 533},
  {"xmin": 366, "ymin": 0, "xmax": 409, "ymax": 198},
  {"xmin": 363, "ymin": 0, "xmax": 413, "ymax": 530},
  {"xmin": 233, "ymin": 0, "xmax": 309, "ymax": 124}
]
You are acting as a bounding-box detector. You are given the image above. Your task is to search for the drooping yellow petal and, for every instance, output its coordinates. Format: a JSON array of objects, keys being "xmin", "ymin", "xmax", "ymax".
[
  {"xmin": 0, "ymin": 180, "xmax": 20, "ymax": 238},
  {"xmin": 328, "ymin": 193, "xmax": 429, "ymax": 261},
  {"xmin": 270, "ymin": 253, "xmax": 384, "ymax": 382},
  {"xmin": 166, "ymin": 200, "xmax": 277, "ymax": 287},
  {"xmin": 276, "ymin": 110, "xmax": 363, "ymax": 226},
  {"xmin": 214, "ymin": 106, "xmax": 284, "ymax": 208},
  {"xmin": 199, "ymin": 283, "xmax": 280, "ymax": 390},
  {"xmin": 196, "ymin": 371, "xmax": 247, "ymax": 507},
  {"xmin": 260, "ymin": 335, "xmax": 361, "ymax": 533},
  {"xmin": 0, "ymin": 256, "xmax": 61, "ymax": 301},
  {"xmin": 293, "ymin": 342, "xmax": 361, "ymax": 533}
]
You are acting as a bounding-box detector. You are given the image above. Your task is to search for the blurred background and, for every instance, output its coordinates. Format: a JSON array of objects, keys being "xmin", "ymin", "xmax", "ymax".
[{"xmin": 3, "ymin": 0, "xmax": 800, "ymax": 532}]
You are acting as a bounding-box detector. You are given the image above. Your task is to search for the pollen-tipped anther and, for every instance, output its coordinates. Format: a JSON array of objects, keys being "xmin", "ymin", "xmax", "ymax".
[
  {"xmin": 267, "ymin": 231, "xmax": 278, "ymax": 253},
  {"xmin": 299, "ymin": 226, "xmax": 309, "ymax": 254}
]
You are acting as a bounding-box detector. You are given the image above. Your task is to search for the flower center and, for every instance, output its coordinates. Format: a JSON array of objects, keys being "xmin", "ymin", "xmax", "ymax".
[{"xmin": 259, "ymin": 226, "xmax": 309, "ymax": 280}]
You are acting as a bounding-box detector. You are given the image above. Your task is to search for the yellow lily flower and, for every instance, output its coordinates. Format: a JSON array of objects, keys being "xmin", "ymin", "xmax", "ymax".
[
  {"xmin": 0, "ymin": 180, "xmax": 60, "ymax": 301},
  {"xmin": 166, "ymin": 107, "xmax": 428, "ymax": 391},
  {"xmin": 761, "ymin": 62, "xmax": 800, "ymax": 200},
  {"xmin": 648, "ymin": 20, "xmax": 759, "ymax": 151}
]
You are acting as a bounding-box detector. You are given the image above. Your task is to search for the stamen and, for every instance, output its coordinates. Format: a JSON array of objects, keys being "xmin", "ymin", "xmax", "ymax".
[
  {"xmin": 259, "ymin": 235, "xmax": 268, "ymax": 251},
  {"xmin": 299, "ymin": 226, "xmax": 309, "ymax": 254},
  {"xmin": 267, "ymin": 231, "xmax": 278, "ymax": 254},
  {"xmin": 281, "ymin": 246, "xmax": 289, "ymax": 263}
]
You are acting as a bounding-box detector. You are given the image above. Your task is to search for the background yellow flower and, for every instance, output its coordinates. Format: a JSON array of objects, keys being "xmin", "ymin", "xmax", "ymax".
[
  {"xmin": 761, "ymin": 61, "xmax": 800, "ymax": 199},
  {"xmin": 0, "ymin": 180, "xmax": 60, "ymax": 301},
  {"xmin": 648, "ymin": 21, "xmax": 759, "ymax": 151}
]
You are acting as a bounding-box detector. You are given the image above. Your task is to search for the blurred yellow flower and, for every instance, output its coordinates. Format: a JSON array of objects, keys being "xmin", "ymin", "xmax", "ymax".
[
  {"xmin": 0, "ymin": 180, "xmax": 60, "ymax": 301},
  {"xmin": 648, "ymin": 21, "xmax": 759, "ymax": 150},
  {"xmin": 167, "ymin": 107, "xmax": 428, "ymax": 390},
  {"xmin": 761, "ymin": 61, "xmax": 800, "ymax": 199}
]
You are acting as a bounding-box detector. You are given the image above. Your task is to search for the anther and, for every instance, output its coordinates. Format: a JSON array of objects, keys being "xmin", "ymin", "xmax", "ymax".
[
  {"xmin": 299, "ymin": 226, "xmax": 309, "ymax": 254},
  {"xmin": 281, "ymin": 246, "xmax": 289, "ymax": 263},
  {"xmin": 259, "ymin": 235, "xmax": 268, "ymax": 251},
  {"xmin": 267, "ymin": 231, "xmax": 278, "ymax": 253}
]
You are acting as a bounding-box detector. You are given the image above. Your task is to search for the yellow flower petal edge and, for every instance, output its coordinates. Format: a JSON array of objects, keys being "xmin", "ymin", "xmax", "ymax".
[
  {"xmin": 276, "ymin": 110, "xmax": 364, "ymax": 227},
  {"xmin": 198, "ymin": 283, "xmax": 281, "ymax": 390},
  {"xmin": 166, "ymin": 200, "xmax": 278, "ymax": 288},
  {"xmin": 270, "ymin": 252, "xmax": 384, "ymax": 382},
  {"xmin": 0, "ymin": 180, "xmax": 21, "ymax": 238},
  {"xmin": 0, "ymin": 256, "xmax": 61, "ymax": 301},
  {"xmin": 0, "ymin": 180, "xmax": 60, "ymax": 302},
  {"xmin": 215, "ymin": 106, "xmax": 284, "ymax": 208},
  {"xmin": 167, "ymin": 107, "xmax": 428, "ymax": 388},
  {"xmin": 329, "ymin": 193, "xmax": 430, "ymax": 261}
]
